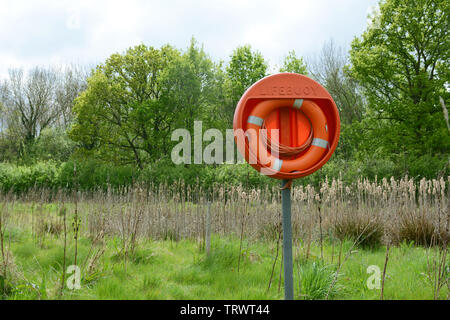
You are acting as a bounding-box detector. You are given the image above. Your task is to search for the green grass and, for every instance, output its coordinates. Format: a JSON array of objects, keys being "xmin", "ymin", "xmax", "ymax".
[{"xmin": 2, "ymin": 230, "xmax": 448, "ymax": 300}]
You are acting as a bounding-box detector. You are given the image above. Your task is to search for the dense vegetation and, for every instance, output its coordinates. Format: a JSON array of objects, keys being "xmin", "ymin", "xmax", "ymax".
[
  {"xmin": 0, "ymin": 0, "xmax": 448, "ymax": 192},
  {"xmin": 0, "ymin": 176, "xmax": 448, "ymax": 299}
]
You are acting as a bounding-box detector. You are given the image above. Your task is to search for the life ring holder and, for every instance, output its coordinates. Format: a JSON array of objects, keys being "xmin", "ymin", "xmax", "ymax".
[{"xmin": 233, "ymin": 73, "xmax": 340, "ymax": 180}]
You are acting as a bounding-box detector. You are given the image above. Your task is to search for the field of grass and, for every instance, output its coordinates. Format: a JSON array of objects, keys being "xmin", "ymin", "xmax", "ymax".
[
  {"xmin": 1, "ymin": 227, "xmax": 448, "ymax": 300},
  {"xmin": 0, "ymin": 177, "xmax": 448, "ymax": 300}
]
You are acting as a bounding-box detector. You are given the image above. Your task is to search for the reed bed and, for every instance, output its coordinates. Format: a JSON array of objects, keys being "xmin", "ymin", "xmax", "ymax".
[{"xmin": 1, "ymin": 176, "xmax": 448, "ymax": 248}]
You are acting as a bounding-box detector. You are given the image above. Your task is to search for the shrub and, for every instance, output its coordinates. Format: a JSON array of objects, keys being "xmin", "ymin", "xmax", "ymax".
[
  {"xmin": 0, "ymin": 161, "xmax": 59, "ymax": 193},
  {"xmin": 299, "ymin": 262, "xmax": 337, "ymax": 300},
  {"xmin": 59, "ymin": 160, "xmax": 138, "ymax": 190},
  {"xmin": 139, "ymin": 160, "xmax": 207, "ymax": 188},
  {"xmin": 393, "ymin": 210, "xmax": 449, "ymax": 247},
  {"xmin": 334, "ymin": 212, "xmax": 384, "ymax": 249}
]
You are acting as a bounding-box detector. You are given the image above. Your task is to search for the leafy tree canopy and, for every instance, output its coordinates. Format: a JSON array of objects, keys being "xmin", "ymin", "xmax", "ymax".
[
  {"xmin": 279, "ymin": 50, "xmax": 308, "ymax": 75},
  {"xmin": 349, "ymin": 0, "xmax": 449, "ymax": 160},
  {"xmin": 218, "ymin": 45, "xmax": 268, "ymax": 125},
  {"xmin": 69, "ymin": 40, "xmax": 217, "ymax": 168}
]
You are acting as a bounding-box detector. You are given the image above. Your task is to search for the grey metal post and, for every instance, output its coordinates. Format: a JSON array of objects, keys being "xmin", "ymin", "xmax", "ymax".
[{"xmin": 281, "ymin": 179, "xmax": 294, "ymax": 300}]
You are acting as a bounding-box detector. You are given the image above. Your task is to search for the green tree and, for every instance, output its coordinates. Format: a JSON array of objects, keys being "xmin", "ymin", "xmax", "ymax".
[
  {"xmin": 279, "ymin": 50, "xmax": 308, "ymax": 75},
  {"xmin": 223, "ymin": 45, "xmax": 268, "ymax": 125},
  {"xmin": 70, "ymin": 44, "xmax": 180, "ymax": 167},
  {"xmin": 349, "ymin": 0, "xmax": 449, "ymax": 165},
  {"xmin": 30, "ymin": 127, "xmax": 76, "ymax": 162},
  {"xmin": 70, "ymin": 41, "xmax": 217, "ymax": 168},
  {"xmin": 162, "ymin": 39, "xmax": 215, "ymax": 133}
]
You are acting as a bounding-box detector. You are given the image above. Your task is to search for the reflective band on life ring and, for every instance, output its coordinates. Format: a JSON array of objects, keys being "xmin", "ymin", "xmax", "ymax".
[{"xmin": 246, "ymin": 99, "xmax": 329, "ymax": 173}]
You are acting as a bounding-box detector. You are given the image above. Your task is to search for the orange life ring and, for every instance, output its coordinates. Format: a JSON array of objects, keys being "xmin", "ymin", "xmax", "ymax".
[{"xmin": 246, "ymin": 99, "xmax": 329, "ymax": 174}]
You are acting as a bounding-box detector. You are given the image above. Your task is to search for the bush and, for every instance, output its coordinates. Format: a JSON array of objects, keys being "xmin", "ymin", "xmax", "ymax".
[
  {"xmin": 405, "ymin": 154, "xmax": 449, "ymax": 179},
  {"xmin": 334, "ymin": 211, "xmax": 384, "ymax": 249},
  {"xmin": 0, "ymin": 160, "xmax": 139, "ymax": 192},
  {"xmin": 0, "ymin": 161, "xmax": 59, "ymax": 193},
  {"xmin": 203, "ymin": 162, "xmax": 277, "ymax": 190},
  {"xmin": 393, "ymin": 210, "xmax": 449, "ymax": 247},
  {"xmin": 59, "ymin": 160, "xmax": 138, "ymax": 190},
  {"xmin": 299, "ymin": 262, "xmax": 337, "ymax": 300},
  {"xmin": 139, "ymin": 160, "xmax": 207, "ymax": 187},
  {"xmin": 0, "ymin": 156, "xmax": 448, "ymax": 194}
]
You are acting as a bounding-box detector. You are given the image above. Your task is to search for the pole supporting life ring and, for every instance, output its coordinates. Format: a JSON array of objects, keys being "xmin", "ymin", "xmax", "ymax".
[{"xmin": 246, "ymin": 99, "xmax": 329, "ymax": 174}]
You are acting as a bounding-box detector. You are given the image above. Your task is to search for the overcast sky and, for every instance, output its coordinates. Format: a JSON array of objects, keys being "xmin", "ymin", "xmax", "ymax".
[{"xmin": 0, "ymin": 0, "xmax": 379, "ymax": 79}]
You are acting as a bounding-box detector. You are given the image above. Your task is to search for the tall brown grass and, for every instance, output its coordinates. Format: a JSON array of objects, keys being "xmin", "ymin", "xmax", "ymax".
[{"xmin": 0, "ymin": 176, "xmax": 448, "ymax": 249}]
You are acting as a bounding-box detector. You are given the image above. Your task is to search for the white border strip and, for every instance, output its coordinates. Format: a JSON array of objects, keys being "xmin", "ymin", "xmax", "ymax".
[
  {"xmin": 312, "ymin": 138, "xmax": 329, "ymax": 149},
  {"xmin": 247, "ymin": 116, "xmax": 264, "ymax": 126},
  {"xmin": 272, "ymin": 158, "xmax": 283, "ymax": 171},
  {"xmin": 293, "ymin": 99, "xmax": 304, "ymax": 109}
]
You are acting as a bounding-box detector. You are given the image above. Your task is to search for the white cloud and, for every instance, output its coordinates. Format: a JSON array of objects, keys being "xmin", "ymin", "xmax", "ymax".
[{"xmin": 0, "ymin": 0, "xmax": 378, "ymax": 79}]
